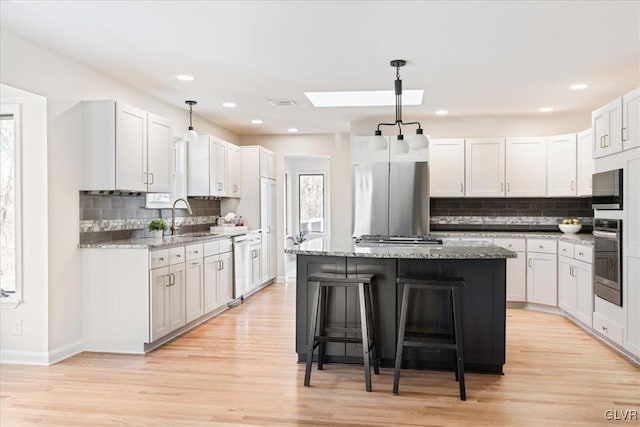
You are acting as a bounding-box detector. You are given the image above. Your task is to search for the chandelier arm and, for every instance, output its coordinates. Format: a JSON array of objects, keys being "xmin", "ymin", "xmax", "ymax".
[
  {"xmin": 376, "ymin": 122, "xmax": 399, "ymax": 130},
  {"xmin": 399, "ymin": 121, "xmax": 423, "ymax": 129}
]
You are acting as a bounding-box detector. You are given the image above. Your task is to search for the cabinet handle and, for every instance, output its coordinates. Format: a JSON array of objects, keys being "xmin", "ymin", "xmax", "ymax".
[
  {"xmin": 562, "ymin": 248, "xmax": 566, "ymax": 253},
  {"xmin": 143, "ymin": 172, "xmax": 148, "ymax": 185},
  {"xmin": 539, "ymin": 245, "xmax": 543, "ymax": 249},
  {"xmin": 164, "ymin": 274, "xmax": 169, "ymax": 287},
  {"xmin": 600, "ymin": 135, "xmax": 605, "ymax": 148},
  {"xmin": 578, "ymin": 252, "xmax": 584, "ymax": 256},
  {"xmin": 622, "ymin": 127, "xmax": 626, "ymax": 142},
  {"xmin": 191, "ymin": 261, "xmax": 199, "ymax": 266},
  {"xmin": 460, "ymin": 182, "xmax": 464, "ymax": 193},
  {"xmin": 500, "ymin": 182, "xmax": 504, "ymax": 192},
  {"xmin": 159, "ymin": 257, "xmax": 164, "ymax": 261},
  {"xmin": 528, "ymin": 258, "xmax": 532, "ymax": 268},
  {"xmin": 604, "ymin": 134, "xmax": 609, "ymax": 147},
  {"xmin": 507, "ymin": 182, "xmax": 511, "ymax": 192},
  {"xmin": 508, "ymin": 244, "xmax": 512, "ymax": 248},
  {"xmin": 176, "ymin": 254, "xmax": 181, "ymax": 258},
  {"xmin": 570, "ymin": 180, "xmax": 575, "ymax": 191},
  {"xmin": 220, "ymin": 260, "xmax": 224, "ymax": 270},
  {"xmin": 602, "ymin": 326, "xmax": 608, "ymax": 332},
  {"xmin": 194, "ymin": 250, "xmax": 199, "ymax": 254}
]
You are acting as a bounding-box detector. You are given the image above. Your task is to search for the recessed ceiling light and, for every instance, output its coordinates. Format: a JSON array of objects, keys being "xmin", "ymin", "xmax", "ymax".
[
  {"xmin": 222, "ymin": 102, "xmax": 237, "ymax": 108},
  {"xmin": 175, "ymin": 74, "xmax": 194, "ymax": 81},
  {"xmin": 570, "ymin": 83, "xmax": 588, "ymax": 90},
  {"xmin": 435, "ymin": 110, "xmax": 449, "ymax": 116},
  {"xmin": 287, "ymin": 128, "xmax": 299, "ymax": 133},
  {"xmin": 251, "ymin": 119, "xmax": 263, "ymax": 124},
  {"xmin": 539, "ymin": 107, "xmax": 554, "ymax": 113},
  {"xmin": 304, "ymin": 90, "xmax": 424, "ymax": 107}
]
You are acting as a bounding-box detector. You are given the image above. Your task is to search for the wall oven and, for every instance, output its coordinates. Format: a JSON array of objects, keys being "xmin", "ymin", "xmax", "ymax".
[
  {"xmin": 592, "ymin": 169, "xmax": 623, "ymax": 210},
  {"xmin": 593, "ymin": 219, "xmax": 622, "ymax": 306}
]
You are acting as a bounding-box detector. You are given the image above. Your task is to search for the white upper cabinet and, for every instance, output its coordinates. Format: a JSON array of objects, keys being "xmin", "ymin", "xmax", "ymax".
[
  {"xmin": 187, "ymin": 135, "xmax": 237, "ymax": 197},
  {"xmin": 146, "ymin": 113, "xmax": 173, "ymax": 193},
  {"xmin": 227, "ymin": 143, "xmax": 241, "ymax": 198},
  {"xmin": 547, "ymin": 133, "xmax": 577, "ymax": 196},
  {"xmin": 622, "ymin": 87, "xmax": 640, "ymax": 151},
  {"xmin": 592, "ymin": 97, "xmax": 623, "ymax": 158},
  {"xmin": 211, "ymin": 137, "xmax": 227, "ymax": 196},
  {"xmin": 576, "ymin": 129, "xmax": 593, "ymax": 196},
  {"xmin": 259, "ymin": 147, "xmax": 276, "ymax": 179},
  {"xmin": 505, "ymin": 137, "xmax": 547, "ymax": 197},
  {"xmin": 465, "ymin": 138, "xmax": 505, "ymax": 197},
  {"xmin": 188, "ymin": 135, "xmax": 211, "ymax": 196},
  {"xmin": 429, "ymin": 138, "xmax": 465, "ymax": 197},
  {"xmin": 82, "ymin": 100, "xmax": 173, "ymax": 192}
]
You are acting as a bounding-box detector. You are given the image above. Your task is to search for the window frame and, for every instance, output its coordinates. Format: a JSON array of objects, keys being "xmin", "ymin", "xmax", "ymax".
[
  {"xmin": 298, "ymin": 173, "xmax": 326, "ymax": 234},
  {"xmin": 0, "ymin": 103, "xmax": 23, "ymax": 307}
]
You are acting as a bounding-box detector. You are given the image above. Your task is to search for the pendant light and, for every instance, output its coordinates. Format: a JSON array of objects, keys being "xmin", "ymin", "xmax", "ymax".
[
  {"xmin": 184, "ymin": 100, "xmax": 198, "ymax": 143},
  {"xmin": 372, "ymin": 60, "xmax": 429, "ymax": 152}
]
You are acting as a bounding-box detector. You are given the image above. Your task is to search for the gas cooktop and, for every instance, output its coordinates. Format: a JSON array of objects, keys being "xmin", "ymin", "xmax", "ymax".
[{"xmin": 355, "ymin": 235, "xmax": 443, "ymax": 245}]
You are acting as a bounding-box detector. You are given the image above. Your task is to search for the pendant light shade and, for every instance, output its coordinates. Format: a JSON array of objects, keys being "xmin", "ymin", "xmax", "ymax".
[
  {"xmin": 391, "ymin": 135, "xmax": 410, "ymax": 155},
  {"xmin": 373, "ymin": 60, "xmax": 428, "ymax": 153},
  {"xmin": 184, "ymin": 100, "xmax": 198, "ymax": 143},
  {"xmin": 409, "ymin": 128, "xmax": 430, "ymax": 150},
  {"xmin": 370, "ymin": 130, "xmax": 388, "ymax": 151}
]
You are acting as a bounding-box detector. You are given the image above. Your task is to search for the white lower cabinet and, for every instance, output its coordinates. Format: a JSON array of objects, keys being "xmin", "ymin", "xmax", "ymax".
[
  {"xmin": 185, "ymin": 258, "xmax": 204, "ymax": 323},
  {"xmin": 493, "ymin": 238, "xmax": 526, "ymax": 302},
  {"xmin": 203, "ymin": 240, "xmax": 234, "ymax": 313},
  {"xmin": 526, "ymin": 239, "xmax": 557, "ymax": 306},
  {"xmin": 558, "ymin": 242, "xmax": 593, "ymax": 327},
  {"xmin": 150, "ymin": 262, "xmax": 186, "ymax": 342}
]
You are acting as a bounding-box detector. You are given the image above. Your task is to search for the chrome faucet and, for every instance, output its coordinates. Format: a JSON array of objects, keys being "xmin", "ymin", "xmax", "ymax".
[{"xmin": 171, "ymin": 198, "xmax": 193, "ymax": 236}]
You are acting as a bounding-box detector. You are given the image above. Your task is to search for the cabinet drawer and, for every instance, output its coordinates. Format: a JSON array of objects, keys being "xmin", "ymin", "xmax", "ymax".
[
  {"xmin": 149, "ymin": 249, "xmax": 169, "ymax": 269},
  {"xmin": 558, "ymin": 241, "xmax": 574, "ymax": 258},
  {"xmin": 204, "ymin": 240, "xmax": 221, "ymax": 257},
  {"xmin": 593, "ymin": 313, "xmax": 623, "ymax": 346},
  {"xmin": 527, "ymin": 239, "xmax": 557, "ymax": 254},
  {"xmin": 186, "ymin": 243, "xmax": 204, "ymax": 261},
  {"xmin": 219, "ymin": 238, "xmax": 233, "ymax": 253},
  {"xmin": 169, "ymin": 246, "xmax": 185, "ymax": 265},
  {"xmin": 494, "ymin": 238, "xmax": 525, "ymax": 252},
  {"xmin": 574, "ymin": 244, "xmax": 593, "ymax": 263}
]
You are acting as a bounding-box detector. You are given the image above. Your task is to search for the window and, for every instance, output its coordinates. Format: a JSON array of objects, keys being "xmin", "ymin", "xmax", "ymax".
[
  {"xmin": 1, "ymin": 105, "xmax": 21, "ymax": 299},
  {"xmin": 299, "ymin": 174, "xmax": 324, "ymax": 233}
]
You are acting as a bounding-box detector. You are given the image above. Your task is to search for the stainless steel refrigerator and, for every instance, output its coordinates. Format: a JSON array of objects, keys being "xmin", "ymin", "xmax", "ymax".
[{"xmin": 352, "ymin": 159, "xmax": 429, "ymax": 237}]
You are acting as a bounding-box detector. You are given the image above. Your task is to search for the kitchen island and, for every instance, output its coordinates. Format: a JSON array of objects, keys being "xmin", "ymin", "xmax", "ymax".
[{"xmin": 286, "ymin": 238, "xmax": 516, "ymax": 374}]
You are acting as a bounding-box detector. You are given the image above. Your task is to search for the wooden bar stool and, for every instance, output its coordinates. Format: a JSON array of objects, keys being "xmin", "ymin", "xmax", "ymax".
[
  {"xmin": 304, "ymin": 272, "xmax": 380, "ymax": 392},
  {"xmin": 393, "ymin": 277, "xmax": 467, "ymax": 400}
]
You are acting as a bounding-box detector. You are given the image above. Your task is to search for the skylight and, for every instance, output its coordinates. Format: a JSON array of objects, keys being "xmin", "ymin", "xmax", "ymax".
[{"xmin": 304, "ymin": 90, "xmax": 424, "ymax": 107}]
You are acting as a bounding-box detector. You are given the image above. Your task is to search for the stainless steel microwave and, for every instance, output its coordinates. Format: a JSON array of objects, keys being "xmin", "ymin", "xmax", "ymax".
[{"xmin": 592, "ymin": 169, "xmax": 623, "ymax": 210}]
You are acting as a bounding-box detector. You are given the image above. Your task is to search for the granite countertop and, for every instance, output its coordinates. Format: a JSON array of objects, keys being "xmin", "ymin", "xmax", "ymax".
[
  {"xmin": 78, "ymin": 229, "xmax": 257, "ymax": 249},
  {"xmin": 429, "ymin": 231, "xmax": 595, "ymax": 246},
  {"xmin": 284, "ymin": 238, "xmax": 516, "ymax": 259}
]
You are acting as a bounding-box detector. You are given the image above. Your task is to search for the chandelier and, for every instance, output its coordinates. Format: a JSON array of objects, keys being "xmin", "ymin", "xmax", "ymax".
[{"xmin": 371, "ymin": 60, "xmax": 429, "ymax": 154}]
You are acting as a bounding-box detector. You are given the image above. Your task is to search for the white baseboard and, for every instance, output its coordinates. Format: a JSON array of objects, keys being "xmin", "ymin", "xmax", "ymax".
[
  {"xmin": 0, "ymin": 339, "xmax": 84, "ymax": 366},
  {"xmin": 47, "ymin": 339, "xmax": 83, "ymax": 365}
]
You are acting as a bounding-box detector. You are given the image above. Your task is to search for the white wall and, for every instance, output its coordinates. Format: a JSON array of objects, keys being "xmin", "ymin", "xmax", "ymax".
[
  {"xmin": 239, "ymin": 134, "xmax": 351, "ymax": 278},
  {"xmin": 0, "ymin": 85, "xmax": 49, "ymax": 364},
  {"xmin": 0, "ymin": 29, "xmax": 238, "ymax": 363}
]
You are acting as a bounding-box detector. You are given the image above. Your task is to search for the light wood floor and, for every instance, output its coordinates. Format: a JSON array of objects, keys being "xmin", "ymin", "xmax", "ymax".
[{"xmin": 1, "ymin": 281, "xmax": 638, "ymax": 426}]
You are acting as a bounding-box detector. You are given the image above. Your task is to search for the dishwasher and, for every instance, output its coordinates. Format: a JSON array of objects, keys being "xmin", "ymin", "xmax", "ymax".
[{"xmin": 232, "ymin": 233, "xmax": 262, "ymax": 300}]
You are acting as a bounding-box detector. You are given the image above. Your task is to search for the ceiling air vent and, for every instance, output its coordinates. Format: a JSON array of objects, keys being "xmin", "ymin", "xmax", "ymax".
[{"xmin": 268, "ymin": 99, "xmax": 297, "ymax": 107}]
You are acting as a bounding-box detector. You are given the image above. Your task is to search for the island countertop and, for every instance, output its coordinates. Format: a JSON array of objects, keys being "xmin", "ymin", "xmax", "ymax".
[{"xmin": 284, "ymin": 237, "xmax": 516, "ymax": 259}]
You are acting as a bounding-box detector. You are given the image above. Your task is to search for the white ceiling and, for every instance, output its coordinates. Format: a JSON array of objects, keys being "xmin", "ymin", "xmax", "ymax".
[{"xmin": 1, "ymin": 1, "xmax": 639, "ymax": 135}]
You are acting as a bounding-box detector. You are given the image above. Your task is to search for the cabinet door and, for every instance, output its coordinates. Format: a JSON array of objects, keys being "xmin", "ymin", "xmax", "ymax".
[
  {"xmin": 558, "ymin": 257, "xmax": 577, "ymax": 314},
  {"xmin": 250, "ymin": 245, "xmax": 262, "ymax": 288},
  {"xmin": 268, "ymin": 180, "xmax": 277, "ymax": 280},
  {"xmin": 208, "ymin": 138, "xmax": 219, "ymax": 196},
  {"xmin": 506, "ymin": 137, "xmax": 547, "ymax": 197},
  {"xmin": 465, "ymin": 138, "xmax": 505, "ymax": 197},
  {"xmin": 185, "ymin": 258, "xmax": 204, "ymax": 323},
  {"xmin": 227, "ymin": 143, "xmax": 241, "ymax": 197},
  {"xmin": 575, "ymin": 261, "xmax": 593, "ymax": 327},
  {"xmin": 150, "ymin": 267, "xmax": 170, "ymax": 341},
  {"xmin": 429, "ymin": 138, "xmax": 465, "ymax": 197},
  {"xmin": 188, "ymin": 136, "xmax": 210, "ymax": 196},
  {"xmin": 203, "ymin": 255, "xmax": 220, "ymax": 313},
  {"xmin": 215, "ymin": 139, "xmax": 227, "ymax": 195},
  {"xmin": 116, "ymin": 102, "xmax": 147, "ymax": 191},
  {"xmin": 506, "ymin": 252, "xmax": 527, "ymax": 302},
  {"xmin": 547, "ymin": 134, "xmax": 577, "ymax": 196},
  {"xmin": 147, "ymin": 113, "xmax": 173, "ymax": 193},
  {"xmin": 168, "ymin": 263, "xmax": 187, "ymax": 332},
  {"xmin": 622, "ymin": 88, "xmax": 640, "ymax": 151},
  {"xmin": 593, "ymin": 98, "xmax": 622, "ymax": 158},
  {"xmin": 526, "ymin": 252, "xmax": 557, "ymax": 306},
  {"xmin": 576, "ymin": 129, "xmax": 593, "ymax": 196},
  {"xmin": 218, "ymin": 251, "xmax": 234, "ymax": 305}
]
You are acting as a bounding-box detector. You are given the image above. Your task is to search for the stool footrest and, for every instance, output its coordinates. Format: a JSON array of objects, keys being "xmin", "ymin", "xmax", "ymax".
[
  {"xmin": 403, "ymin": 341, "xmax": 457, "ymax": 350},
  {"xmin": 323, "ymin": 326, "xmax": 363, "ymax": 334},
  {"xmin": 315, "ymin": 336, "xmax": 367, "ymax": 345},
  {"xmin": 309, "ymin": 273, "xmax": 374, "ymax": 284}
]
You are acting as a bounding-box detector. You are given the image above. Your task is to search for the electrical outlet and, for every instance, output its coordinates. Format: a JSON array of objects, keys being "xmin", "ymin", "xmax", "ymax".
[{"xmin": 13, "ymin": 319, "xmax": 22, "ymax": 336}]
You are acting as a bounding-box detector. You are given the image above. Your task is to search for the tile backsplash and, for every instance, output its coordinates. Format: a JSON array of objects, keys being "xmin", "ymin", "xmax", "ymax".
[
  {"xmin": 430, "ymin": 197, "xmax": 593, "ymax": 232},
  {"xmin": 79, "ymin": 192, "xmax": 221, "ymax": 243}
]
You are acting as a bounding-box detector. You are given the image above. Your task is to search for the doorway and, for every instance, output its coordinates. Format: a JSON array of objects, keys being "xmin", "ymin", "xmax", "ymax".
[{"xmin": 283, "ymin": 156, "xmax": 330, "ymax": 278}]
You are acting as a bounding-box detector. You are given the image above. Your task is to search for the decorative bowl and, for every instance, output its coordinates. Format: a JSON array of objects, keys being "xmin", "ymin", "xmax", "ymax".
[{"xmin": 559, "ymin": 224, "xmax": 582, "ymax": 234}]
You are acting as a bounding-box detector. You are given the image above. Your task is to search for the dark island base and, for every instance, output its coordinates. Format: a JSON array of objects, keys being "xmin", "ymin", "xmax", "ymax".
[{"xmin": 295, "ymin": 256, "xmax": 506, "ymax": 374}]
